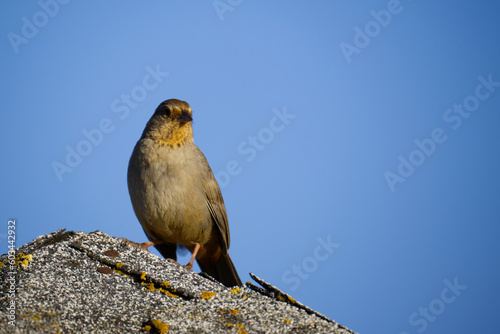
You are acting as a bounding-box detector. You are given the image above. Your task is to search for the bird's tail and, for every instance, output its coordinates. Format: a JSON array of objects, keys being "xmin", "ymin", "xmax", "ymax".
[{"xmin": 198, "ymin": 252, "xmax": 242, "ymax": 287}]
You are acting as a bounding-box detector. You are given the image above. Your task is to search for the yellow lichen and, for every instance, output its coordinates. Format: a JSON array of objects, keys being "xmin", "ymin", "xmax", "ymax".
[
  {"xmin": 13, "ymin": 252, "xmax": 25, "ymax": 265},
  {"xmin": 200, "ymin": 291, "xmax": 216, "ymax": 300},
  {"xmin": 231, "ymin": 287, "xmax": 241, "ymax": 294},
  {"xmin": 0, "ymin": 261, "xmax": 4, "ymax": 268},
  {"xmin": 161, "ymin": 281, "xmax": 170, "ymax": 289},
  {"xmin": 140, "ymin": 272, "xmax": 147, "ymax": 281},
  {"xmin": 151, "ymin": 319, "xmax": 169, "ymax": 333},
  {"xmin": 113, "ymin": 267, "xmax": 130, "ymax": 276},
  {"xmin": 158, "ymin": 288, "xmax": 179, "ymax": 298},
  {"xmin": 238, "ymin": 330, "xmax": 248, "ymax": 334},
  {"xmin": 287, "ymin": 296, "xmax": 295, "ymax": 304},
  {"xmin": 235, "ymin": 324, "xmax": 244, "ymax": 329},
  {"xmin": 142, "ymin": 324, "xmax": 152, "ymax": 332},
  {"xmin": 141, "ymin": 282, "xmax": 155, "ymax": 292},
  {"xmin": 225, "ymin": 323, "xmax": 234, "ymax": 328},
  {"xmin": 284, "ymin": 318, "xmax": 291, "ymax": 324},
  {"xmin": 116, "ymin": 263, "xmax": 124, "ymax": 269},
  {"xmin": 277, "ymin": 295, "xmax": 285, "ymax": 302},
  {"xmin": 15, "ymin": 253, "xmax": 34, "ymax": 268},
  {"xmin": 229, "ymin": 309, "xmax": 240, "ymax": 315}
]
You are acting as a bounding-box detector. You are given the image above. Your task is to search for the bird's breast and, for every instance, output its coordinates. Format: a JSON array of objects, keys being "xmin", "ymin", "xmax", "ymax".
[{"xmin": 128, "ymin": 140, "xmax": 212, "ymax": 246}]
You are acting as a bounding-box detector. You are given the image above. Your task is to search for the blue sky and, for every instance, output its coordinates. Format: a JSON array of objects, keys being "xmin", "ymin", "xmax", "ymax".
[{"xmin": 2, "ymin": 1, "xmax": 500, "ymax": 333}]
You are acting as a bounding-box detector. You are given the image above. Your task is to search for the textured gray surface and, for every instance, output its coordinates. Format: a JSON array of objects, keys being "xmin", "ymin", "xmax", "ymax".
[{"xmin": 0, "ymin": 229, "xmax": 357, "ymax": 333}]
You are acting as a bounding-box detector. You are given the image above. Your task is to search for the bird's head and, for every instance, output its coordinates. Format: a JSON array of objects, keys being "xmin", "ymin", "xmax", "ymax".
[{"xmin": 141, "ymin": 99, "xmax": 194, "ymax": 146}]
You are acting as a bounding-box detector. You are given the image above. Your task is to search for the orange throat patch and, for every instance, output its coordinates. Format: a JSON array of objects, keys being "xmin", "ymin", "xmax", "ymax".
[{"xmin": 157, "ymin": 124, "xmax": 194, "ymax": 147}]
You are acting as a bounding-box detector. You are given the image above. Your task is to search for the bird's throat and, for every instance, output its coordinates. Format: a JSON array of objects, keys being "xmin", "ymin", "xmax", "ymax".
[{"xmin": 159, "ymin": 125, "xmax": 194, "ymax": 147}]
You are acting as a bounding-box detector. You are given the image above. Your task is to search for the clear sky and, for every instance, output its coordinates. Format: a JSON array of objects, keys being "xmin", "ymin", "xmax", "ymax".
[{"xmin": 2, "ymin": 1, "xmax": 500, "ymax": 333}]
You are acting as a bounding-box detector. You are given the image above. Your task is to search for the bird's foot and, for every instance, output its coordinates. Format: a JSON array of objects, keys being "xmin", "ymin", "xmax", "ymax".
[{"xmin": 119, "ymin": 237, "xmax": 156, "ymax": 252}]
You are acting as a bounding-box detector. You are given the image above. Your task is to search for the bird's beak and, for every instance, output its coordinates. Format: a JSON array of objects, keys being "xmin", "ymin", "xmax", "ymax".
[{"xmin": 177, "ymin": 110, "xmax": 193, "ymax": 123}]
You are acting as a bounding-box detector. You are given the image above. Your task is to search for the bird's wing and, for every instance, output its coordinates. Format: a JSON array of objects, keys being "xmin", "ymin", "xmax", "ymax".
[{"xmin": 200, "ymin": 151, "xmax": 230, "ymax": 251}]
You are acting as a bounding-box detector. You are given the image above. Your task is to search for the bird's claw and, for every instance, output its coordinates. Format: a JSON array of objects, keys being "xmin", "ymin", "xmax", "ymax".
[{"xmin": 119, "ymin": 237, "xmax": 152, "ymax": 252}]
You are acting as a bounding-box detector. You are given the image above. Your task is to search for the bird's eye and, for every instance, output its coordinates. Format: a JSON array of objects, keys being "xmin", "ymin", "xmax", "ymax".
[{"xmin": 162, "ymin": 108, "xmax": 171, "ymax": 117}]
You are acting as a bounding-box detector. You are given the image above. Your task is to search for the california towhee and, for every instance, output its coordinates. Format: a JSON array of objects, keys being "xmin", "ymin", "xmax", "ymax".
[{"xmin": 125, "ymin": 98, "xmax": 242, "ymax": 287}]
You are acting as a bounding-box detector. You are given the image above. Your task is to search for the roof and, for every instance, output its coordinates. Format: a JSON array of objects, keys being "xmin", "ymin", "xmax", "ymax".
[{"xmin": 0, "ymin": 229, "xmax": 357, "ymax": 333}]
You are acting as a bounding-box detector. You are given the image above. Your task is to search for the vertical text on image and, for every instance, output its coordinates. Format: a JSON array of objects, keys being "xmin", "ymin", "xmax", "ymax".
[{"xmin": 6, "ymin": 219, "xmax": 17, "ymax": 326}]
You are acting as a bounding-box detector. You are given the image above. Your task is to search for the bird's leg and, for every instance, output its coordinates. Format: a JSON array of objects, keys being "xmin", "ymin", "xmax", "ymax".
[
  {"xmin": 184, "ymin": 243, "xmax": 200, "ymax": 270},
  {"xmin": 119, "ymin": 237, "xmax": 162, "ymax": 252}
]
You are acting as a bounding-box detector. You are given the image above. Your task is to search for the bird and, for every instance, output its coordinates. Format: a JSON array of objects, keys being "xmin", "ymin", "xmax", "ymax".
[{"xmin": 124, "ymin": 98, "xmax": 242, "ymax": 287}]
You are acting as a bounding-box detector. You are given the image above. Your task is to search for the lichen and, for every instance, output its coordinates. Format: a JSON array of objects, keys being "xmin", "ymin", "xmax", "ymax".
[
  {"xmin": 141, "ymin": 282, "xmax": 155, "ymax": 292},
  {"xmin": 151, "ymin": 319, "xmax": 169, "ymax": 333},
  {"xmin": 158, "ymin": 288, "xmax": 179, "ymax": 298},
  {"xmin": 11, "ymin": 253, "xmax": 34, "ymax": 268},
  {"xmin": 200, "ymin": 291, "xmax": 216, "ymax": 300}
]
